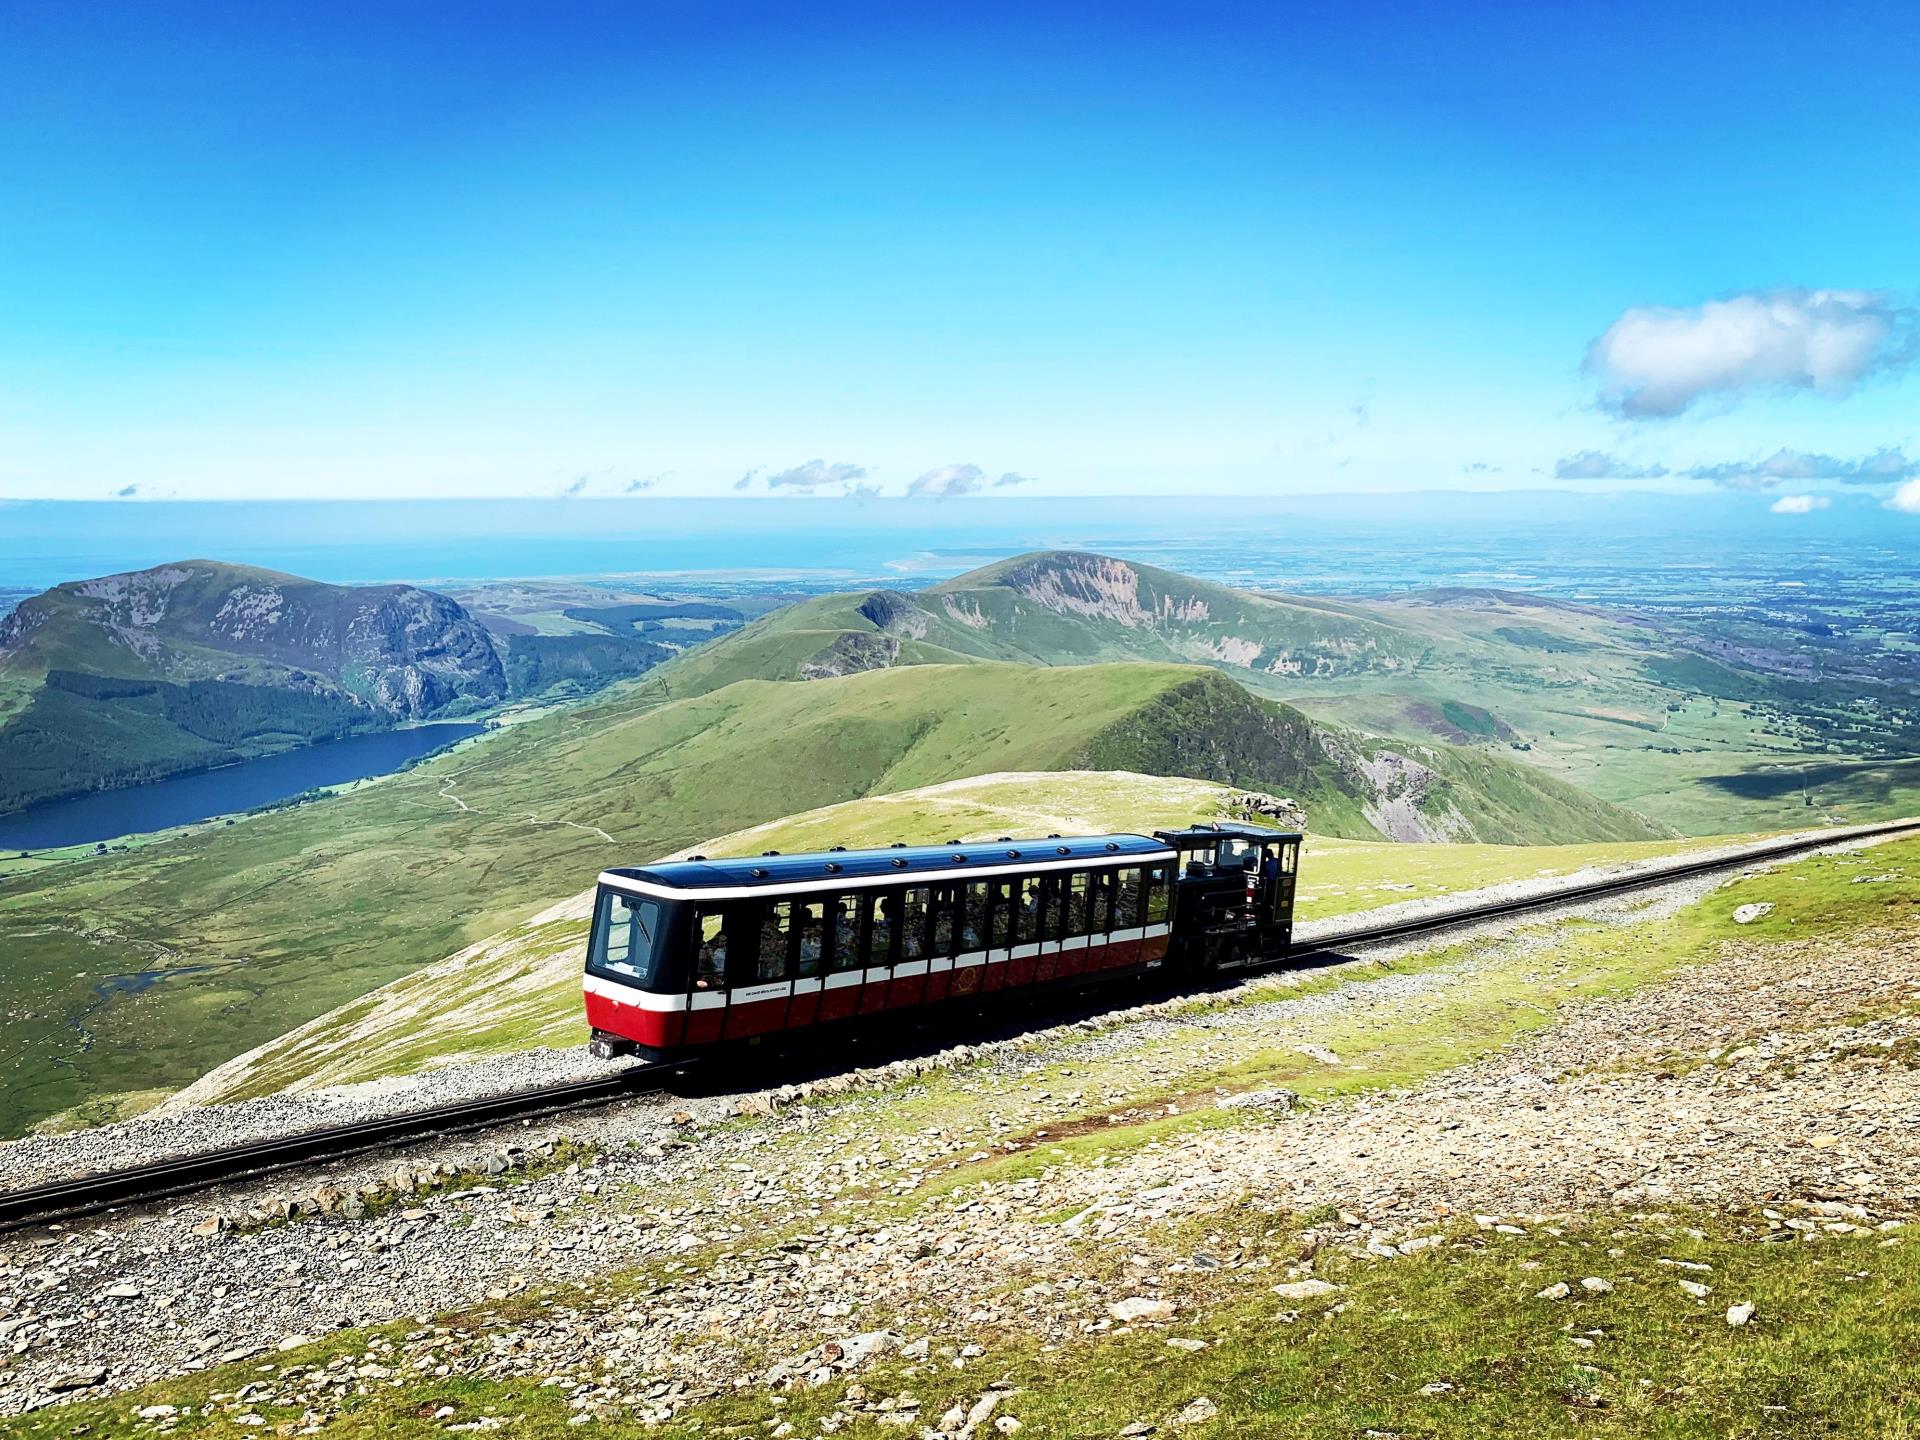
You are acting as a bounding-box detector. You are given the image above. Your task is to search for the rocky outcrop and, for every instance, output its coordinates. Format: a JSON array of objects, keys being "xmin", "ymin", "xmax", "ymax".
[
  {"xmin": 2, "ymin": 562, "xmax": 507, "ymax": 720},
  {"xmin": 855, "ymin": 590, "xmax": 932, "ymax": 640},
  {"xmin": 1000, "ymin": 554, "xmax": 1209, "ymax": 629}
]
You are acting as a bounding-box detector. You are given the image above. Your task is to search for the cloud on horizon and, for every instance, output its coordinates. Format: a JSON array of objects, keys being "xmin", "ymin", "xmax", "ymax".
[
  {"xmin": 1889, "ymin": 479, "xmax": 1920, "ymax": 514},
  {"xmin": 994, "ymin": 472, "xmax": 1033, "ymax": 487},
  {"xmin": 1684, "ymin": 446, "xmax": 1919, "ymax": 490},
  {"xmin": 1770, "ymin": 494, "xmax": 1831, "ymax": 514},
  {"xmin": 111, "ymin": 484, "xmax": 140, "ymax": 498},
  {"xmin": 1584, "ymin": 288, "xmax": 1917, "ymax": 418},
  {"xmin": 559, "ymin": 476, "xmax": 590, "ymax": 497},
  {"xmin": 1553, "ymin": 450, "xmax": 1670, "ymax": 480},
  {"xmin": 908, "ymin": 463, "xmax": 986, "ymax": 499},
  {"xmin": 767, "ymin": 459, "xmax": 868, "ymax": 490}
]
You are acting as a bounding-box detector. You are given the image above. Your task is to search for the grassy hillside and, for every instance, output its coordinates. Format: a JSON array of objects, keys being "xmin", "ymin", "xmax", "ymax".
[
  {"xmin": 0, "ymin": 664, "xmax": 1228, "ymax": 1133},
  {"xmin": 0, "ymin": 560, "xmax": 676, "ymax": 814},
  {"xmin": 168, "ymin": 770, "xmax": 1724, "ymax": 1107},
  {"xmin": 0, "ymin": 658, "xmax": 1662, "ymax": 1134},
  {"xmin": 663, "ymin": 551, "xmax": 1920, "ymax": 835}
]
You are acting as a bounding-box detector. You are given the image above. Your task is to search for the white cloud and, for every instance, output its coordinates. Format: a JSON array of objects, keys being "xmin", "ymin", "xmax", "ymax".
[
  {"xmin": 994, "ymin": 472, "xmax": 1034, "ymax": 488},
  {"xmin": 1769, "ymin": 494, "xmax": 1830, "ymax": 514},
  {"xmin": 908, "ymin": 463, "xmax": 985, "ymax": 499},
  {"xmin": 767, "ymin": 459, "xmax": 868, "ymax": 490},
  {"xmin": 1685, "ymin": 446, "xmax": 1919, "ymax": 490},
  {"xmin": 1889, "ymin": 479, "xmax": 1920, "ymax": 514},
  {"xmin": 1585, "ymin": 288, "xmax": 1916, "ymax": 418},
  {"xmin": 1553, "ymin": 450, "xmax": 1669, "ymax": 480}
]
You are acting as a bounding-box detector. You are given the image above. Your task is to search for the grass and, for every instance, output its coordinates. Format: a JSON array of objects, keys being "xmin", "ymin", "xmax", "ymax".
[
  {"xmin": 23, "ymin": 1212, "xmax": 1912, "ymax": 1440},
  {"xmin": 178, "ymin": 772, "xmax": 1734, "ymax": 1105},
  {"xmin": 16, "ymin": 840, "xmax": 1919, "ymax": 1439}
]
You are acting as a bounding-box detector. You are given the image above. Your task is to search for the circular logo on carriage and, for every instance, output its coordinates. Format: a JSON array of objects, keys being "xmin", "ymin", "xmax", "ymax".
[{"xmin": 951, "ymin": 966, "xmax": 980, "ymax": 995}]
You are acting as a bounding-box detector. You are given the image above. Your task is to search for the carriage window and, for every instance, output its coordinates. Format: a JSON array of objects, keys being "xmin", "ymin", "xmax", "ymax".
[
  {"xmin": 590, "ymin": 892, "xmax": 663, "ymax": 985},
  {"xmin": 1145, "ymin": 864, "xmax": 1171, "ymax": 924},
  {"xmin": 795, "ymin": 899, "xmax": 827, "ymax": 979},
  {"xmin": 988, "ymin": 880, "xmax": 1016, "ymax": 947},
  {"xmin": 694, "ymin": 906, "xmax": 729, "ymax": 990},
  {"xmin": 931, "ymin": 885, "xmax": 956, "ymax": 954},
  {"xmin": 754, "ymin": 900, "xmax": 792, "ymax": 983},
  {"xmin": 1067, "ymin": 871, "xmax": 1090, "ymax": 934},
  {"xmin": 1219, "ymin": 837, "xmax": 1258, "ymax": 870},
  {"xmin": 961, "ymin": 882, "xmax": 990, "ymax": 950},
  {"xmin": 871, "ymin": 892, "xmax": 903, "ymax": 966},
  {"xmin": 831, "ymin": 893, "xmax": 866, "ymax": 971},
  {"xmin": 1038, "ymin": 875, "xmax": 1063, "ymax": 941},
  {"xmin": 1280, "ymin": 844, "xmax": 1297, "ymax": 874},
  {"xmin": 897, "ymin": 887, "xmax": 930, "ymax": 960},
  {"xmin": 1013, "ymin": 876, "xmax": 1042, "ymax": 943},
  {"xmin": 1113, "ymin": 868, "xmax": 1141, "ymax": 928},
  {"xmin": 1089, "ymin": 869, "xmax": 1114, "ymax": 933}
]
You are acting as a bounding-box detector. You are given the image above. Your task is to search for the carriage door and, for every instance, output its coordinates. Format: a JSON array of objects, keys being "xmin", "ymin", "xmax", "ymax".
[
  {"xmin": 1263, "ymin": 840, "xmax": 1300, "ymax": 946},
  {"xmin": 1033, "ymin": 874, "xmax": 1063, "ymax": 983}
]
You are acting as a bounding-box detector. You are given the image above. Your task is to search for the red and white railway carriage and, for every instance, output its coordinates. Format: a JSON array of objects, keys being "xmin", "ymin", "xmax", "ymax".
[{"xmin": 584, "ymin": 826, "xmax": 1301, "ymax": 1061}]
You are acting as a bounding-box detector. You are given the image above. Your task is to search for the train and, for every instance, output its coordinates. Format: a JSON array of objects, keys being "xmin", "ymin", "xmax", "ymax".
[{"xmin": 583, "ymin": 822, "xmax": 1303, "ymax": 1061}]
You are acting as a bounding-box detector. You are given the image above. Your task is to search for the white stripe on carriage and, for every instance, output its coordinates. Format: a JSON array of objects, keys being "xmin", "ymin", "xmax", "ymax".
[{"xmin": 584, "ymin": 920, "xmax": 1176, "ymax": 1012}]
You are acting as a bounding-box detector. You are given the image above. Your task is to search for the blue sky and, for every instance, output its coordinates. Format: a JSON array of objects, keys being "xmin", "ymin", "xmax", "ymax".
[{"xmin": 2, "ymin": 1, "xmax": 1918, "ymax": 504}]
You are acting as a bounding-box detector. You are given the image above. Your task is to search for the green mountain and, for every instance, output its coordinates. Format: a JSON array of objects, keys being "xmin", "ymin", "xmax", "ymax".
[
  {"xmin": 660, "ymin": 551, "xmax": 1435, "ymax": 692},
  {"xmin": 0, "ymin": 560, "xmax": 673, "ymax": 814},
  {"xmin": 655, "ymin": 551, "xmax": 1666, "ymax": 845},
  {"xmin": 663, "ymin": 549, "xmax": 1920, "ymax": 835}
]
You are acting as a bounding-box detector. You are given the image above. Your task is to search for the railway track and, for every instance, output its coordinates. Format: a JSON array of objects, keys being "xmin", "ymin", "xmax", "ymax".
[{"xmin": 3, "ymin": 819, "xmax": 1913, "ymax": 1232}]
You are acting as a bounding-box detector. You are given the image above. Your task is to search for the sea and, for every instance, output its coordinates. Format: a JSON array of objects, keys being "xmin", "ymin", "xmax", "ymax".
[{"xmin": 1, "ymin": 491, "xmax": 1913, "ymax": 608}]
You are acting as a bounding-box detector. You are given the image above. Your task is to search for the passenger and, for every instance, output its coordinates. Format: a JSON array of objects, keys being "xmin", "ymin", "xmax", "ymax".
[
  {"xmin": 696, "ymin": 934, "xmax": 727, "ymax": 989},
  {"xmin": 758, "ymin": 925, "xmax": 786, "ymax": 982},
  {"xmin": 871, "ymin": 900, "xmax": 893, "ymax": 961},
  {"xmin": 797, "ymin": 924, "xmax": 824, "ymax": 976}
]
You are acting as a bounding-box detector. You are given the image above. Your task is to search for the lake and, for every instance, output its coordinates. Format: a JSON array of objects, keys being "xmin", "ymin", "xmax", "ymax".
[{"xmin": 0, "ymin": 722, "xmax": 488, "ymax": 851}]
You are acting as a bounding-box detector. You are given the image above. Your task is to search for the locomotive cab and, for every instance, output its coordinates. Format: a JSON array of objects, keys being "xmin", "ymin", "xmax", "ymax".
[{"xmin": 1151, "ymin": 823, "xmax": 1302, "ymax": 971}]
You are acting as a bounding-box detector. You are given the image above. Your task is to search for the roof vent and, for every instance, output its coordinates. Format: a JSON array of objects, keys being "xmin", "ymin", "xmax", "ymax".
[
  {"xmin": 890, "ymin": 842, "xmax": 908, "ymax": 849},
  {"xmin": 1047, "ymin": 833, "xmax": 1062, "ymax": 839},
  {"xmin": 951, "ymin": 853, "xmax": 969, "ymax": 864},
  {"xmin": 825, "ymin": 861, "xmax": 844, "ymax": 873},
  {"xmin": 762, "ymin": 849, "xmax": 781, "ymax": 856},
  {"xmin": 1105, "ymin": 842, "xmax": 1120, "ymax": 852},
  {"xmin": 689, "ymin": 854, "xmax": 708, "ymax": 861},
  {"xmin": 829, "ymin": 845, "xmax": 847, "ymax": 852},
  {"xmin": 997, "ymin": 835, "xmax": 1012, "ymax": 842},
  {"xmin": 1006, "ymin": 849, "xmax": 1021, "ymax": 859},
  {"xmin": 890, "ymin": 857, "xmax": 909, "ymax": 868},
  {"xmin": 1056, "ymin": 845, "xmax": 1071, "ymax": 855},
  {"xmin": 750, "ymin": 866, "xmax": 768, "ymax": 878}
]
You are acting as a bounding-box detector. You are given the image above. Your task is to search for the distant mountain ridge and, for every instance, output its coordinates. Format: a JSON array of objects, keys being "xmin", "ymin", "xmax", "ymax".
[
  {"xmin": 650, "ymin": 551, "xmax": 1668, "ymax": 846},
  {"xmin": 0, "ymin": 560, "xmax": 667, "ymax": 815}
]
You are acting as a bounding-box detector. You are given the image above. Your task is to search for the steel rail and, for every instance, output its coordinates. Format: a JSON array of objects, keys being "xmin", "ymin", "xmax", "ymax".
[{"xmin": 2, "ymin": 818, "xmax": 1912, "ymax": 1232}]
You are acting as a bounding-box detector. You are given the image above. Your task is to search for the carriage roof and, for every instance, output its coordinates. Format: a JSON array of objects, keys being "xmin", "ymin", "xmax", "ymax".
[{"xmin": 599, "ymin": 832, "xmax": 1174, "ymax": 895}]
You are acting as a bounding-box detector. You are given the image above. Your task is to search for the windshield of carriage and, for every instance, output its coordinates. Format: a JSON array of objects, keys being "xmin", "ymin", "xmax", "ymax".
[{"xmin": 589, "ymin": 889, "xmax": 664, "ymax": 987}]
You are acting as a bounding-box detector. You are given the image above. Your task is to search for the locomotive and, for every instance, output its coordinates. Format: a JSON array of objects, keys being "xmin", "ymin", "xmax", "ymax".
[{"xmin": 583, "ymin": 822, "xmax": 1301, "ymax": 1061}]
